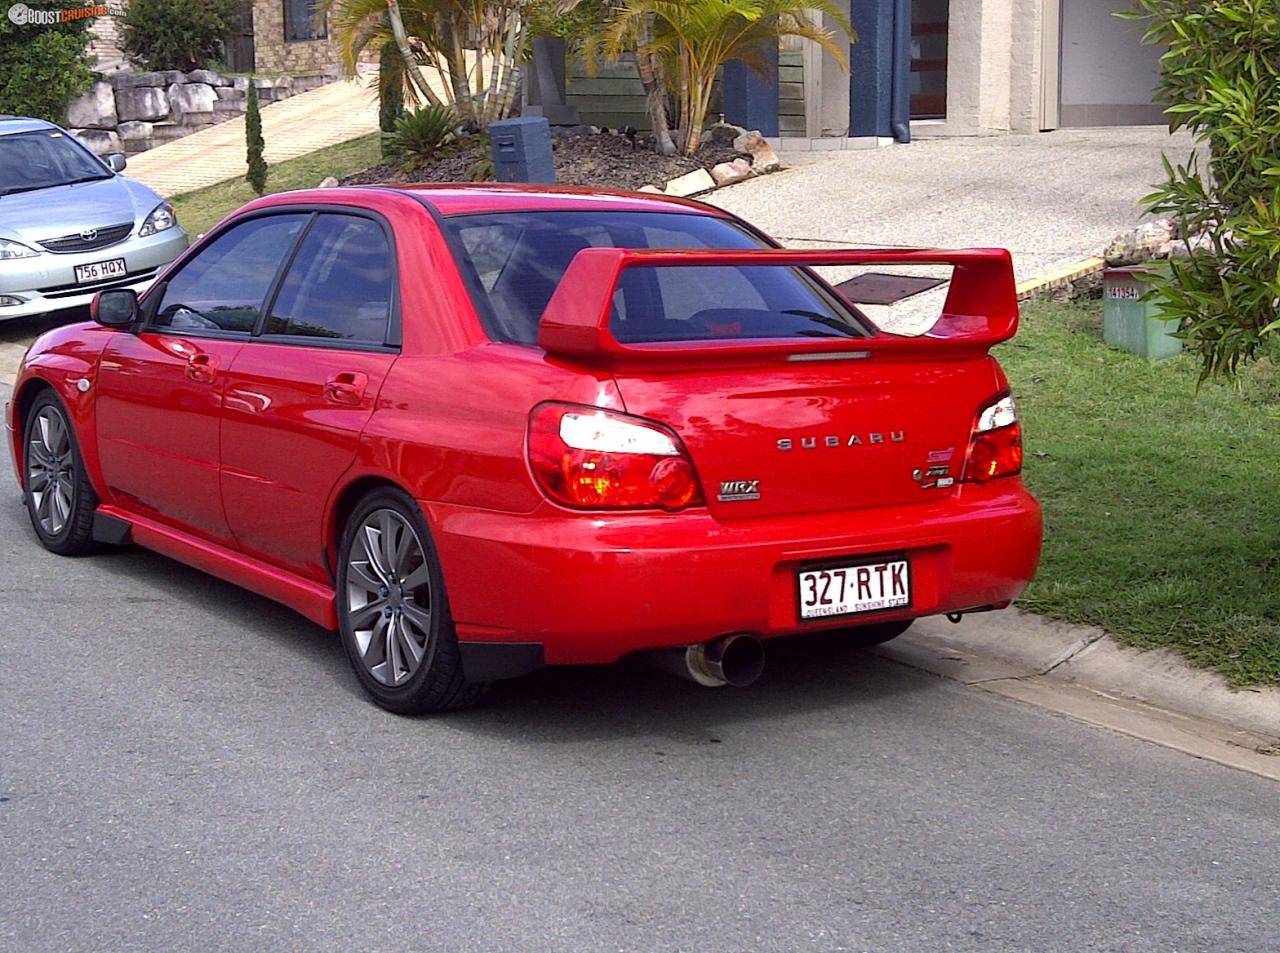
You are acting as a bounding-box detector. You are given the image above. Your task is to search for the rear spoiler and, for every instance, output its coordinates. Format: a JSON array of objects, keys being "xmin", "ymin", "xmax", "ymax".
[{"xmin": 538, "ymin": 247, "xmax": 1018, "ymax": 366}]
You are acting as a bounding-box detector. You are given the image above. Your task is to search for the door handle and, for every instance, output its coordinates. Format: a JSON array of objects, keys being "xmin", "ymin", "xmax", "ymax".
[
  {"xmin": 185, "ymin": 353, "xmax": 218, "ymax": 384},
  {"xmin": 324, "ymin": 371, "xmax": 368, "ymax": 405}
]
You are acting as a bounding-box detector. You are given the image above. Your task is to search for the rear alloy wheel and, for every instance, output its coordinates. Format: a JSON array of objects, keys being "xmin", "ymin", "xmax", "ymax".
[
  {"xmin": 336, "ymin": 488, "xmax": 487, "ymax": 714},
  {"xmin": 23, "ymin": 392, "xmax": 97, "ymax": 556}
]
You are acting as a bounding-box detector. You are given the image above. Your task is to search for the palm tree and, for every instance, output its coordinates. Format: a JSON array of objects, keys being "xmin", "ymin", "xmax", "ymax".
[
  {"xmin": 325, "ymin": 0, "xmax": 540, "ymax": 128},
  {"xmin": 600, "ymin": 0, "xmax": 854, "ymax": 155}
]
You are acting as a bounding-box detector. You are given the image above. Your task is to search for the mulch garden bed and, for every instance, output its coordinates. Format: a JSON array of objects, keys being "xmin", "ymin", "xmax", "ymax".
[{"xmin": 341, "ymin": 131, "xmax": 744, "ymax": 192}]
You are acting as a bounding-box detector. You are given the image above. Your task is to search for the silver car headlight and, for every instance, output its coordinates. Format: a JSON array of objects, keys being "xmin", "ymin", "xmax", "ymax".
[
  {"xmin": 138, "ymin": 202, "xmax": 177, "ymax": 237},
  {"xmin": 0, "ymin": 238, "xmax": 39, "ymax": 260}
]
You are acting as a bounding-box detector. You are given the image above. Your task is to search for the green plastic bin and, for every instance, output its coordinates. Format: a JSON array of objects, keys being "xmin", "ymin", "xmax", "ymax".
[{"xmin": 1102, "ymin": 267, "xmax": 1182, "ymax": 360}]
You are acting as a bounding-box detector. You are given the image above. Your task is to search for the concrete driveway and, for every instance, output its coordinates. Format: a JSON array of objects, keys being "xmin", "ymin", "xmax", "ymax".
[{"xmin": 711, "ymin": 126, "xmax": 1194, "ymax": 282}]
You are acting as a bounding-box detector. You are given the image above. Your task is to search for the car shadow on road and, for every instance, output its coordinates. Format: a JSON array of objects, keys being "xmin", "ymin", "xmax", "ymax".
[{"xmin": 81, "ymin": 535, "xmax": 936, "ymax": 739}]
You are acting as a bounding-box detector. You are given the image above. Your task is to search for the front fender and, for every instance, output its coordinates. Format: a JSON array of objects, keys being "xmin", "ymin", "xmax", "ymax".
[{"xmin": 10, "ymin": 325, "xmax": 113, "ymax": 498}]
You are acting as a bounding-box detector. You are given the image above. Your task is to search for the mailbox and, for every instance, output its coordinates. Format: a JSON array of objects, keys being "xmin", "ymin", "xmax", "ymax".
[{"xmin": 489, "ymin": 117, "xmax": 557, "ymax": 185}]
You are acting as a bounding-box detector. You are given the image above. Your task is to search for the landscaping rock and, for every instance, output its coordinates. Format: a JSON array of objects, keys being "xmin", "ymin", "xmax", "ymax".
[
  {"xmin": 111, "ymin": 71, "xmax": 167, "ymax": 89},
  {"xmin": 318, "ymin": 176, "xmax": 340, "ymax": 188},
  {"xmin": 638, "ymin": 185, "xmax": 664, "ymax": 194},
  {"xmin": 185, "ymin": 69, "xmax": 230, "ymax": 87},
  {"xmin": 73, "ymin": 129, "xmax": 123, "ymax": 156},
  {"xmin": 168, "ymin": 83, "xmax": 218, "ymax": 123},
  {"xmin": 664, "ymin": 168, "xmax": 716, "ymax": 197},
  {"xmin": 66, "ymin": 81, "xmax": 117, "ymax": 130},
  {"xmin": 1104, "ymin": 218, "xmax": 1177, "ymax": 265},
  {"xmin": 709, "ymin": 123, "xmax": 749, "ymax": 147},
  {"xmin": 116, "ymin": 86, "xmax": 170, "ymax": 122},
  {"xmin": 232, "ymin": 76, "xmax": 250, "ymax": 92},
  {"xmin": 710, "ymin": 158, "xmax": 752, "ymax": 187},
  {"xmin": 117, "ymin": 120, "xmax": 153, "ymax": 143},
  {"xmin": 215, "ymin": 86, "xmax": 246, "ymax": 101},
  {"xmin": 161, "ymin": 70, "xmax": 186, "ymax": 85},
  {"xmin": 733, "ymin": 131, "xmax": 781, "ymax": 174}
]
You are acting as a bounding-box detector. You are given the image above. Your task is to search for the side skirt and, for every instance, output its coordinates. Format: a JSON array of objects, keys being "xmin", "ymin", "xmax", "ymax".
[{"xmin": 93, "ymin": 504, "xmax": 339, "ymax": 630}]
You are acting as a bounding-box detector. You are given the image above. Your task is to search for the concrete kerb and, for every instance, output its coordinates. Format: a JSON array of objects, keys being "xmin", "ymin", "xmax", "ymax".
[
  {"xmin": 1015, "ymin": 257, "xmax": 1107, "ymax": 303},
  {"xmin": 878, "ymin": 610, "xmax": 1280, "ymax": 779}
]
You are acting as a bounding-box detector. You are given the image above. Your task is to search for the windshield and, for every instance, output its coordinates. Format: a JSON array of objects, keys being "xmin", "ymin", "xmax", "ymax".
[
  {"xmin": 0, "ymin": 129, "xmax": 112, "ymax": 196},
  {"xmin": 442, "ymin": 210, "xmax": 867, "ymax": 345}
]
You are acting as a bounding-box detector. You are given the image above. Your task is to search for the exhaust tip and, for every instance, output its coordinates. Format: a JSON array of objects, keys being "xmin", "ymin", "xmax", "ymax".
[
  {"xmin": 712, "ymin": 634, "xmax": 765, "ymax": 687},
  {"xmin": 684, "ymin": 633, "xmax": 765, "ymax": 688},
  {"xmin": 643, "ymin": 634, "xmax": 766, "ymax": 688}
]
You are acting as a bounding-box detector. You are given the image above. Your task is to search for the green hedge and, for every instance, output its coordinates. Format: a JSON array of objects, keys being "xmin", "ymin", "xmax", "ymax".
[{"xmin": 0, "ymin": 3, "xmax": 93, "ymax": 122}]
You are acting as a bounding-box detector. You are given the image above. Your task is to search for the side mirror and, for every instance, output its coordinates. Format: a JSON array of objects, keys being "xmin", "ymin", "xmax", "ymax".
[
  {"xmin": 105, "ymin": 153, "xmax": 127, "ymax": 173},
  {"xmin": 91, "ymin": 289, "xmax": 138, "ymax": 327}
]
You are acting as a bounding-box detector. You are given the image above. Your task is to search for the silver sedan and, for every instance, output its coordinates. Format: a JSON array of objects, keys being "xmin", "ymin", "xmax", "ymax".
[{"xmin": 0, "ymin": 116, "xmax": 188, "ymax": 320}]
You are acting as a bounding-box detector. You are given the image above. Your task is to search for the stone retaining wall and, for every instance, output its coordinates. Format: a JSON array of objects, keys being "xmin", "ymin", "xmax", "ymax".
[{"xmin": 65, "ymin": 69, "xmax": 333, "ymax": 156}]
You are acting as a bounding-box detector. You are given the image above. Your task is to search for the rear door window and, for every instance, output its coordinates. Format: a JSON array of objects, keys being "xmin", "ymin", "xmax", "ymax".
[
  {"xmin": 152, "ymin": 214, "xmax": 308, "ymax": 334},
  {"xmin": 443, "ymin": 210, "xmax": 866, "ymax": 345},
  {"xmin": 263, "ymin": 214, "xmax": 394, "ymax": 345}
]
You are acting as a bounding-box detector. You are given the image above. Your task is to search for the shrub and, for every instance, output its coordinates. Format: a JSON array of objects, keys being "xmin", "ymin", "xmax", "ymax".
[
  {"xmin": 245, "ymin": 80, "xmax": 267, "ymax": 196},
  {"xmin": 1123, "ymin": 0, "xmax": 1280, "ymax": 380},
  {"xmin": 0, "ymin": 3, "xmax": 92, "ymax": 122},
  {"xmin": 120, "ymin": 0, "xmax": 241, "ymax": 72},
  {"xmin": 382, "ymin": 106, "xmax": 459, "ymax": 169}
]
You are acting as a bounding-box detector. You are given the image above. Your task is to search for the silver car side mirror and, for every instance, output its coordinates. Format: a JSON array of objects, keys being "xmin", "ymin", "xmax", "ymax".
[{"xmin": 105, "ymin": 153, "xmax": 127, "ymax": 173}]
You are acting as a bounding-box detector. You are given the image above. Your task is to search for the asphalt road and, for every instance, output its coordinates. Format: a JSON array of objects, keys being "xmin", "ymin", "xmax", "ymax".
[{"xmin": 2, "ymin": 492, "xmax": 1278, "ymax": 953}]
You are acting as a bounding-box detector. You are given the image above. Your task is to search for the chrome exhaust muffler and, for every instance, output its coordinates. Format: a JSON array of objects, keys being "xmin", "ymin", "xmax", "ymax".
[{"xmin": 645, "ymin": 633, "xmax": 765, "ymax": 688}]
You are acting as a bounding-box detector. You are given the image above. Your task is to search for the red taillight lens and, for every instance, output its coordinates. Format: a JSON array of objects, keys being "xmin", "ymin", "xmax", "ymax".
[
  {"xmin": 963, "ymin": 395, "xmax": 1023, "ymax": 483},
  {"xmin": 528, "ymin": 403, "xmax": 704, "ymax": 511}
]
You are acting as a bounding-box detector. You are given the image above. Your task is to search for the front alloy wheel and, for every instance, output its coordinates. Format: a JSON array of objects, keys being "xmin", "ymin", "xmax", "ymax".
[
  {"xmin": 23, "ymin": 392, "xmax": 97, "ymax": 555},
  {"xmin": 335, "ymin": 488, "xmax": 486, "ymax": 714}
]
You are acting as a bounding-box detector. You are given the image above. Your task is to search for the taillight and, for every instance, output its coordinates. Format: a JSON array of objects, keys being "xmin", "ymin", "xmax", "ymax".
[
  {"xmin": 963, "ymin": 394, "xmax": 1023, "ymax": 483},
  {"xmin": 527, "ymin": 403, "xmax": 704, "ymax": 511}
]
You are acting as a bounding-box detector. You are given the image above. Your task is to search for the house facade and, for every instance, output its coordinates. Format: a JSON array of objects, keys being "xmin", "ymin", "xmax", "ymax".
[
  {"xmin": 225, "ymin": 0, "xmax": 335, "ymax": 75},
  {"xmin": 724, "ymin": 0, "xmax": 1166, "ymax": 144}
]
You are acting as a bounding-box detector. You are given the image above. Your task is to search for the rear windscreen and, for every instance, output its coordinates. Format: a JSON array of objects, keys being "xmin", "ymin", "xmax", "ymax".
[{"xmin": 442, "ymin": 210, "xmax": 867, "ymax": 345}]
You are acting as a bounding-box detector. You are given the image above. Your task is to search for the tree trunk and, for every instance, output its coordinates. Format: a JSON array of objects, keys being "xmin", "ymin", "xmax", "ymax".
[
  {"xmin": 386, "ymin": 0, "xmax": 445, "ymax": 108},
  {"xmin": 633, "ymin": 17, "xmax": 676, "ymax": 156}
]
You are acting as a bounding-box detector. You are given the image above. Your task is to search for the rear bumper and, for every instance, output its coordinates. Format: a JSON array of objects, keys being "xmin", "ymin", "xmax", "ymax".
[{"xmin": 425, "ymin": 482, "xmax": 1043, "ymax": 666}]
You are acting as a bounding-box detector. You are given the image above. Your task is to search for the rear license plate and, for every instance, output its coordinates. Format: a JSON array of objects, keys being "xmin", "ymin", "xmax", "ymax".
[
  {"xmin": 798, "ymin": 558, "xmax": 911, "ymax": 620},
  {"xmin": 74, "ymin": 258, "xmax": 127, "ymax": 284}
]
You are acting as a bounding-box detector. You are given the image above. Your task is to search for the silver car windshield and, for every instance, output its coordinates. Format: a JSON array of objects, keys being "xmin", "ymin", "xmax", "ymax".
[{"xmin": 0, "ymin": 129, "xmax": 112, "ymax": 197}]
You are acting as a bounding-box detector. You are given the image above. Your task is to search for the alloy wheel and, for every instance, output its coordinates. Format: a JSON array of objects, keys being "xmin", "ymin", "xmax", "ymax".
[
  {"xmin": 27, "ymin": 406, "xmax": 75, "ymax": 537},
  {"xmin": 345, "ymin": 508, "xmax": 433, "ymax": 687}
]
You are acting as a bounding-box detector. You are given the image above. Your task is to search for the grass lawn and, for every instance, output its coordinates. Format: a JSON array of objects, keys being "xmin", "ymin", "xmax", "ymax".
[
  {"xmin": 169, "ymin": 133, "xmax": 382, "ymax": 238},
  {"xmin": 1000, "ymin": 300, "xmax": 1280, "ymax": 688}
]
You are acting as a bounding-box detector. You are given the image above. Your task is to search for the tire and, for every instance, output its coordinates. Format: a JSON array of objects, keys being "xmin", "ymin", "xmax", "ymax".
[
  {"xmin": 840, "ymin": 619, "xmax": 914, "ymax": 649},
  {"xmin": 22, "ymin": 391, "xmax": 98, "ymax": 556},
  {"xmin": 335, "ymin": 487, "xmax": 488, "ymax": 714}
]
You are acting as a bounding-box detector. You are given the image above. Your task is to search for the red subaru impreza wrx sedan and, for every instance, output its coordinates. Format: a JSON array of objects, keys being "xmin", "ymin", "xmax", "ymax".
[{"xmin": 6, "ymin": 185, "xmax": 1041, "ymax": 713}]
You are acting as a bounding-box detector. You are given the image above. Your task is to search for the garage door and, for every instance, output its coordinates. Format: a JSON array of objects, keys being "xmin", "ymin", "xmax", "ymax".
[{"xmin": 1059, "ymin": 0, "xmax": 1165, "ymax": 127}]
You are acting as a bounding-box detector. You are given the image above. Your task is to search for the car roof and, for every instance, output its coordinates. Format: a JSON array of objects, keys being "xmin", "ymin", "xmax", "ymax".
[
  {"xmin": 0, "ymin": 116, "xmax": 61, "ymax": 136},
  {"xmin": 378, "ymin": 182, "xmax": 733, "ymax": 218}
]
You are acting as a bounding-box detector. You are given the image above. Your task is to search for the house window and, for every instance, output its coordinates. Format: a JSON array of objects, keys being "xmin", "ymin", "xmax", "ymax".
[{"xmin": 283, "ymin": 0, "xmax": 326, "ymax": 41}]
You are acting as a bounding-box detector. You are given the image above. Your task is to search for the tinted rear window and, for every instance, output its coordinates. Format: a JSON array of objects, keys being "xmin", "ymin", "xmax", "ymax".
[{"xmin": 442, "ymin": 211, "xmax": 866, "ymax": 345}]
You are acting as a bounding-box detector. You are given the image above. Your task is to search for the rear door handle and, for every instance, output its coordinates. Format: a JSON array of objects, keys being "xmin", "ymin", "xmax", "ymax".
[
  {"xmin": 324, "ymin": 371, "xmax": 368, "ymax": 405},
  {"xmin": 185, "ymin": 353, "xmax": 218, "ymax": 384}
]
